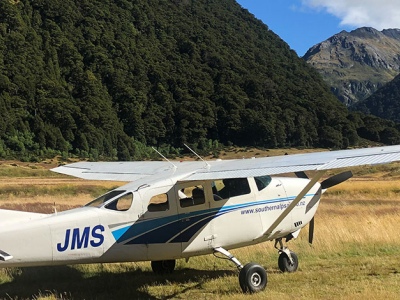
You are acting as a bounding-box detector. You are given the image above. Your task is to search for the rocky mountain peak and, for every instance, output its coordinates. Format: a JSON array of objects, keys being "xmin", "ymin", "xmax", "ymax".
[
  {"xmin": 351, "ymin": 27, "xmax": 381, "ymax": 38},
  {"xmin": 303, "ymin": 27, "xmax": 400, "ymax": 105}
]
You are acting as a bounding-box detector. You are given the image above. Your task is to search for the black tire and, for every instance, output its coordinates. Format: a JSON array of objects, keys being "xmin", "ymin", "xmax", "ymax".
[
  {"xmin": 238, "ymin": 263, "xmax": 267, "ymax": 293},
  {"xmin": 278, "ymin": 251, "xmax": 298, "ymax": 273},
  {"xmin": 151, "ymin": 260, "xmax": 176, "ymax": 274}
]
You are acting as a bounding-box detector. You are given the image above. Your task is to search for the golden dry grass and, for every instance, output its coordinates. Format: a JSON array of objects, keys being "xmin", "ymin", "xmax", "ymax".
[
  {"xmin": 0, "ymin": 176, "xmax": 124, "ymax": 213},
  {"xmin": 0, "ymin": 162, "xmax": 399, "ymax": 299}
]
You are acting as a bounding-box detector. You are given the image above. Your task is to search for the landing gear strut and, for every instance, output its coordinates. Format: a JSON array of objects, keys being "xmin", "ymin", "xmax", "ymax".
[
  {"xmin": 214, "ymin": 247, "xmax": 267, "ymax": 293},
  {"xmin": 275, "ymin": 238, "xmax": 299, "ymax": 273}
]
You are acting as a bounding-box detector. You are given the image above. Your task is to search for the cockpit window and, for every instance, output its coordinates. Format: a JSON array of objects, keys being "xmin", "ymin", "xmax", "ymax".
[
  {"xmin": 213, "ymin": 178, "xmax": 250, "ymax": 200},
  {"xmin": 105, "ymin": 192, "xmax": 133, "ymax": 211},
  {"xmin": 148, "ymin": 193, "xmax": 169, "ymax": 212},
  {"xmin": 85, "ymin": 190, "xmax": 126, "ymax": 207},
  {"xmin": 255, "ymin": 176, "xmax": 272, "ymax": 191}
]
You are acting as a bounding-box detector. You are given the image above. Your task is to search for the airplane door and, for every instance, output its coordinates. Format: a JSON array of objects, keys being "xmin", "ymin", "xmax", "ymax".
[
  {"xmin": 139, "ymin": 185, "xmax": 181, "ymax": 261},
  {"xmin": 174, "ymin": 181, "xmax": 213, "ymax": 256}
]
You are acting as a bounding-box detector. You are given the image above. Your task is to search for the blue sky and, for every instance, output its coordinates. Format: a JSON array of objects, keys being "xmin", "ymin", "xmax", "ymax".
[{"xmin": 236, "ymin": 0, "xmax": 400, "ymax": 56}]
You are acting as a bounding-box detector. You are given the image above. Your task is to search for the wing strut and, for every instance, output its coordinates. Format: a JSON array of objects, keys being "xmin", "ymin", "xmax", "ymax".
[
  {"xmin": 152, "ymin": 147, "xmax": 177, "ymax": 171},
  {"xmin": 184, "ymin": 143, "xmax": 210, "ymax": 169},
  {"xmin": 264, "ymin": 170, "xmax": 327, "ymax": 238}
]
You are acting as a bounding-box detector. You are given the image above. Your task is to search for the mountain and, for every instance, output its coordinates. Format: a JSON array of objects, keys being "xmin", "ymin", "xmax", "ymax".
[
  {"xmin": 303, "ymin": 27, "xmax": 400, "ymax": 105},
  {"xmin": 352, "ymin": 73, "xmax": 400, "ymax": 123},
  {"xmin": 1, "ymin": 1, "xmax": 399, "ymax": 160}
]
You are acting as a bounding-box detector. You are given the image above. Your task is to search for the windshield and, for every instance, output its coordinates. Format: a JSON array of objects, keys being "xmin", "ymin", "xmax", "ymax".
[
  {"xmin": 255, "ymin": 176, "xmax": 272, "ymax": 191},
  {"xmin": 85, "ymin": 190, "xmax": 126, "ymax": 207}
]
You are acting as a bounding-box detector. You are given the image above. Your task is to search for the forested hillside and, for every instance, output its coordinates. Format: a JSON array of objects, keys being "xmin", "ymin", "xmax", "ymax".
[
  {"xmin": 352, "ymin": 73, "xmax": 400, "ymax": 123},
  {"xmin": 1, "ymin": 0, "xmax": 399, "ymax": 160}
]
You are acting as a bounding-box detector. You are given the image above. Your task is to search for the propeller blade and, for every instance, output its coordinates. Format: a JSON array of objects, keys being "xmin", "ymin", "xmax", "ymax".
[
  {"xmin": 309, "ymin": 217, "xmax": 314, "ymax": 244},
  {"xmin": 320, "ymin": 171, "xmax": 353, "ymax": 190}
]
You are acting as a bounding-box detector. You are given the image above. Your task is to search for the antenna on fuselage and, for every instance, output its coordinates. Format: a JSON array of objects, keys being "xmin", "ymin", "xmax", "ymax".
[
  {"xmin": 152, "ymin": 147, "xmax": 177, "ymax": 171},
  {"xmin": 184, "ymin": 143, "xmax": 210, "ymax": 169}
]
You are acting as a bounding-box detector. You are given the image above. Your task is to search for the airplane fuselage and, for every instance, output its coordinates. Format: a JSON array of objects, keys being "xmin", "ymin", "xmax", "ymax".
[{"xmin": 0, "ymin": 176, "xmax": 320, "ymax": 268}]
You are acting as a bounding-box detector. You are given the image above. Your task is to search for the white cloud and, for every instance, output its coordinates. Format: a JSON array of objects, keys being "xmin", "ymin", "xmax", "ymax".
[{"xmin": 302, "ymin": 0, "xmax": 400, "ymax": 29}]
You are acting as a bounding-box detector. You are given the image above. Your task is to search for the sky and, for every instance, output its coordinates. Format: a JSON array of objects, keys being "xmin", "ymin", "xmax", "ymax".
[{"xmin": 236, "ymin": 0, "xmax": 400, "ymax": 56}]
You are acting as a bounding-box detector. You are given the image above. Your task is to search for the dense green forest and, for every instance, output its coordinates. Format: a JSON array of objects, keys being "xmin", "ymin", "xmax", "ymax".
[
  {"xmin": 352, "ymin": 73, "xmax": 400, "ymax": 123},
  {"xmin": 1, "ymin": 0, "xmax": 400, "ymax": 161}
]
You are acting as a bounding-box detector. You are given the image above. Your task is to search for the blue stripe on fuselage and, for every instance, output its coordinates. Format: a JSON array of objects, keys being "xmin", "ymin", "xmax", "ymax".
[{"xmin": 110, "ymin": 193, "xmax": 315, "ymax": 245}]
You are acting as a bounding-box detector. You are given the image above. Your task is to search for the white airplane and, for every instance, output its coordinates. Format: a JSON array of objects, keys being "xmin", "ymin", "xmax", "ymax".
[{"xmin": 1, "ymin": 145, "xmax": 400, "ymax": 293}]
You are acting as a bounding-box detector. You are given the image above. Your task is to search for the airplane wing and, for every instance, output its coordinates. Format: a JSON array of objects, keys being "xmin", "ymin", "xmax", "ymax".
[
  {"xmin": 51, "ymin": 161, "xmax": 206, "ymax": 181},
  {"xmin": 183, "ymin": 145, "xmax": 400, "ymax": 181},
  {"xmin": 52, "ymin": 145, "xmax": 400, "ymax": 181}
]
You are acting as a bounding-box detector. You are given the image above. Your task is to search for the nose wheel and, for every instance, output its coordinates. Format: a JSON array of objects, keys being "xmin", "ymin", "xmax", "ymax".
[
  {"xmin": 278, "ymin": 251, "xmax": 298, "ymax": 272},
  {"xmin": 275, "ymin": 238, "xmax": 299, "ymax": 273}
]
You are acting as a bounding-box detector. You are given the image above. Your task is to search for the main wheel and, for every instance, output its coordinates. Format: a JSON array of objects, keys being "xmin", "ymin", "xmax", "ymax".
[
  {"xmin": 151, "ymin": 260, "xmax": 176, "ymax": 274},
  {"xmin": 278, "ymin": 251, "xmax": 298, "ymax": 273},
  {"xmin": 238, "ymin": 263, "xmax": 267, "ymax": 293}
]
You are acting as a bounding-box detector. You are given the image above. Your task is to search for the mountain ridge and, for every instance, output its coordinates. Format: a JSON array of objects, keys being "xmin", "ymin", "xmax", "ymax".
[
  {"xmin": 352, "ymin": 72, "xmax": 400, "ymax": 123},
  {"xmin": 303, "ymin": 27, "xmax": 400, "ymax": 105}
]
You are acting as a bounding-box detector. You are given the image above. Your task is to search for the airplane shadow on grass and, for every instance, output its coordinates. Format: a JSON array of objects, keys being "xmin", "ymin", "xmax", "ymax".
[{"xmin": 0, "ymin": 265, "xmax": 241, "ymax": 299}]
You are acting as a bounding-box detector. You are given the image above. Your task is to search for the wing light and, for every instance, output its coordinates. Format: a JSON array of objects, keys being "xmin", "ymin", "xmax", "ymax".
[{"xmin": 0, "ymin": 249, "xmax": 13, "ymax": 261}]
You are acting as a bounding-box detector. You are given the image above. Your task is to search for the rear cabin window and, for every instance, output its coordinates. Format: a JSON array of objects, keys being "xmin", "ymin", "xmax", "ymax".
[
  {"xmin": 179, "ymin": 185, "xmax": 205, "ymax": 208},
  {"xmin": 147, "ymin": 193, "xmax": 169, "ymax": 212},
  {"xmin": 212, "ymin": 178, "xmax": 250, "ymax": 200}
]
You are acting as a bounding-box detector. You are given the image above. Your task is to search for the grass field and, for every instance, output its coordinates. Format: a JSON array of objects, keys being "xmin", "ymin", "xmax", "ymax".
[{"xmin": 0, "ymin": 158, "xmax": 399, "ymax": 299}]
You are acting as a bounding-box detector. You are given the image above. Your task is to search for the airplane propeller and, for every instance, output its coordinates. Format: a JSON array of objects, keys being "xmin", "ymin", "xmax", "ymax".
[
  {"xmin": 295, "ymin": 170, "xmax": 353, "ymax": 188},
  {"xmin": 320, "ymin": 171, "xmax": 353, "ymax": 189},
  {"xmin": 308, "ymin": 217, "xmax": 314, "ymax": 244},
  {"xmin": 295, "ymin": 170, "xmax": 353, "ymax": 244}
]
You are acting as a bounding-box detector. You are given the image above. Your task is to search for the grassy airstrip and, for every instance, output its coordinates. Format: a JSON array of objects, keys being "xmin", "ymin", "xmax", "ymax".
[{"xmin": 0, "ymin": 152, "xmax": 399, "ymax": 299}]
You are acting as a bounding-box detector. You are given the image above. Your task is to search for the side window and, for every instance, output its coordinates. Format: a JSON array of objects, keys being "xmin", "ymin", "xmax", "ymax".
[
  {"xmin": 105, "ymin": 193, "xmax": 133, "ymax": 211},
  {"xmin": 179, "ymin": 185, "xmax": 205, "ymax": 208},
  {"xmin": 148, "ymin": 193, "xmax": 169, "ymax": 212},
  {"xmin": 213, "ymin": 178, "xmax": 250, "ymax": 200},
  {"xmin": 255, "ymin": 176, "xmax": 272, "ymax": 191}
]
